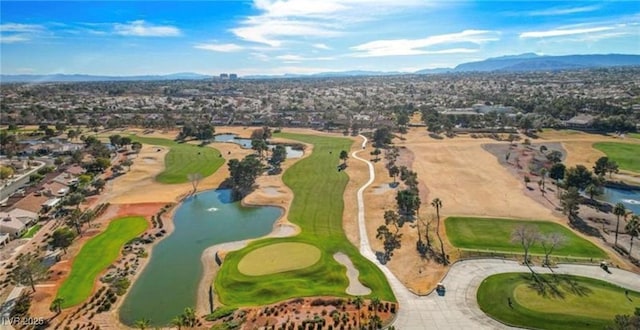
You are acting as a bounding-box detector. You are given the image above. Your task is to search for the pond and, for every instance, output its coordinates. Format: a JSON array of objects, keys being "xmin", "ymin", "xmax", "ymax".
[
  {"xmin": 598, "ymin": 186, "xmax": 640, "ymax": 215},
  {"xmin": 213, "ymin": 133, "xmax": 303, "ymax": 158},
  {"xmin": 119, "ymin": 189, "xmax": 281, "ymax": 326}
]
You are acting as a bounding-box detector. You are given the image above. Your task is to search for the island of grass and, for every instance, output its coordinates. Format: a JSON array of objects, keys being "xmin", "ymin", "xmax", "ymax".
[
  {"xmin": 592, "ymin": 142, "xmax": 640, "ymax": 173},
  {"xmin": 130, "ymin": 135, "xmax": 224, "ymax": 184},
  {"xmin": 446, "ymin": 217, "xmax": 606, "ymax": 259},
  {"xmin": 478, "ymin": 272, "xmax": 640, "ymax": 329},
  {"xmin": 215, "ymin": 133, "xmax": 395, "ymax": 307},
  {"xmin": 56, "ymin": 216, "xmax": 148, "ymax": 308}
]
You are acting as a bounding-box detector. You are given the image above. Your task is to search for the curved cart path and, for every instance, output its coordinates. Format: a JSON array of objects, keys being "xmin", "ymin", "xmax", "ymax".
[{"xmin": 352, "ymin": 135, "xmax": 640, "ymax": 330}]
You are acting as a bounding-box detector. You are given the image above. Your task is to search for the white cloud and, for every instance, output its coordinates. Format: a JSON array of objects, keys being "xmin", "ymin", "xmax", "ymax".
[
  {"xmin": 350, "ymin": 30, "xmax": 497, "ymax": 57},
  {"xmin": 231, "ymin": 0, "xmax": 432, "ymax": 47},
  {"xmin": 312, "ymin": 43, "xmax": 332, "ymax": 50},
  {"xmin": 0, "ymin": 23, "xmax": 46, "ymax": 43},
  {"xmin": 276, "ymin": 54, "xmax": 336, "ymax": 61},
  {"xmin": 114, "ymin": 20, "xmax": 181, "ymax": 37},
  {"xmin": 520, "ymin": 26, "xmax": 614, "ymax": 38},
  {"xmin": 195, "ymin": 43, "xmax": 244, "ymax": 52},
  {"xmin": 0, "ymin": 23, "xmax": 44, "ymax": 33},
  {"xmin": 526, "ymin": 5, "xmax": 601, "ymax": 17},
  {"xmin": 231, "ymin": 18, "xmax": 340, "ymax": 47},
  {"xmin": 0, "ymin": 34, "xmax": 31, "ymax": 43}
]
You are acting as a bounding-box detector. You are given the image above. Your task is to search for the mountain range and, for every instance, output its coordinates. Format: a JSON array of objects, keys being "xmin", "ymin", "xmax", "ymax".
[{"xmin": 2, "ymin": 53, "xmax": 639, "ymax": 83}]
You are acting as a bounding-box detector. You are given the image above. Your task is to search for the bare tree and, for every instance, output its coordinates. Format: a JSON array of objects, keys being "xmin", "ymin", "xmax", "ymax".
[
  {"xmin": 540, "ymin": 232, "xmax": 566, "ymax": 267},
  {"xmin": 511, "ymin": 225, "xmax": 540, "ymax": 271},
  {"xmin": 187, "ymin": 173, "xmax": 203, "ymax": 193}
]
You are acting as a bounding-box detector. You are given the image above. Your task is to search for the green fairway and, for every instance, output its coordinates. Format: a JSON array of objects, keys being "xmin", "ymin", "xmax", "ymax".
[
  {"xmin": 130, "ymin": 136, "xmax": 224, "ymax": 184},
  {"xmin": 593, "ymin": 142, "xmax": 640, "ymax": 173},
  {"xmin": 446, "ymin": 217, "xmax": 606, "ymax": 259},
  {"xmin": 56, "ymin": 216, "xmax": 148, "ymax": 308},
  {"xmin": 628, "ymin": 133, "xmax": 640, "ymax": 139},
  {"xmin": 21, "ymin": 224, "xmax": 42, "ymax": 238},
  {"xmin": 477, "ymin": 273, "xmax": 640, "ymax": 329},
  {"xmin": 215, "ymin": 133, "xmax": 395, "ymax": 307}
]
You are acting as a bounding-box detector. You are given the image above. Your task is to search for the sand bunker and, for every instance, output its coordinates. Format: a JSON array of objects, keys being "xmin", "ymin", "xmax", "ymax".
[
  {"xmin": 372, "ymin": 184, "xmax": 396, "ymax": 195},
  {"xmin": 262, "ymin": 186, "xmax": 282, "ymax": 196},
  {"xmin": 237, "ymin": 243, "xmax": 321, "ymax": 276},
  {"xmin": 333, "ymin": 252, "xmax": 372, "ymax": 296}
]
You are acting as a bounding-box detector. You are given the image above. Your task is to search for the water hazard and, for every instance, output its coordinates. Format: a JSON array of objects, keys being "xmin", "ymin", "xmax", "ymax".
[{"xmin": 119, "ymin": 189, "xmax": 281, "ymax": 326}]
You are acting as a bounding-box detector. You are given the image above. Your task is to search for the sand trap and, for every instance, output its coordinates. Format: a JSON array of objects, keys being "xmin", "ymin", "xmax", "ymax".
[
  {"xmin": 262, "ymin": 186, "xmax": 282, "ymax": 196},
  {"xmin": 372, "ymin": 184, "xmax": 396, "ymax": 195},
  {"xmin": 238, "ymin": 243, "xmax": 321, "ymax": 276},
  {"xmin": 268, "ymin": 223, "xmax": 298, "ymax": 238},
  {"xmin": 333, "ymin": 252, "xmax": 371, "ymax": 296},
  {"xmin": 142, "ymin": 157, "xmax": 157, "ymax": 164}
]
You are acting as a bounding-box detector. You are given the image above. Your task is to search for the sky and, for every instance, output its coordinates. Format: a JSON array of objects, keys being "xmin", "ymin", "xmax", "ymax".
[{"xmin": 0, "ymin": 0, "xmax": 639, "ymax": 76}]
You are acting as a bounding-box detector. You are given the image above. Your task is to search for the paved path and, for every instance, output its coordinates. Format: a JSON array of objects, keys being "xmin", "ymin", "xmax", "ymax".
[{"xmin": 351, "ymin": 135, "xmax": 640, "ymax": 330}]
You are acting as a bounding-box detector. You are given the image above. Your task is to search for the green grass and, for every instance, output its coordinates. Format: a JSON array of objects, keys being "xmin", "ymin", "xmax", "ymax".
[
  {"xmin": 446, "ymin": 217, "xmax": 606, "ymax": 259},
  {"xmin": 628, "ymin": 133, "xmax": 640, "ymax": 139},
  {"xmin": 21, "ymin": 224, "xmax": 42, "ymax": 238},
  {"xmin": 215, "ymin": 133, "xmax": 395, "ymax": 307},
  {"xmin": 593, "ymin": 142, "xmax": 640, "ymax": 173},
  {"xmin": 56, "ymin": 216, "xmax": 148, "ymax": 308},
  {"xmin": 129, "ymin": 135, "xmax": 224, "ymax": 184},
  {"xmin": 477, "ymin": 272, "xmax": 640, "ymax": 329}
]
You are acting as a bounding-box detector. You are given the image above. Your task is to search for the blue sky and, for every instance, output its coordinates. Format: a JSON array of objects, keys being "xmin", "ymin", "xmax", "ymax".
[{"xmin": 1, "ymin": 1, "xmax": 638, "ymax": 76}]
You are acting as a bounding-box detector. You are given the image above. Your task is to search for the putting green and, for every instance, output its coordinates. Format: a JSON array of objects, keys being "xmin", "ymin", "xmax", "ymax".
[
  {"xmin": 478, "ymin": 272, "xmax": 640, "ymax": 330},
  {"xmin": 237, "ymin": 243, "xmax": 321, "ymax": 276}
]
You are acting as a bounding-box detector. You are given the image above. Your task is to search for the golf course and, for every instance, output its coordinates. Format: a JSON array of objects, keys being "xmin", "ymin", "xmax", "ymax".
[
  {"xmin": 477, "ymin": 272, "xmax": 640, "ymax": 329},
  {"xmin": 592, "ymin": 142, "xmax": 640, "ymax": 173},
  {"xmin": 445, "ymin": 217, "xmax": 606, "ymax": 258},
  {"xmin": 56, "ymin": 216, "xmax": 148, "ymax": 308},
  {"xmin": 129, "ymin": 135, "xmax": 225, "ymax": 184},
  {"xmin": 215, "ymin": 133, "xmax": 395, "ymax": 306}
]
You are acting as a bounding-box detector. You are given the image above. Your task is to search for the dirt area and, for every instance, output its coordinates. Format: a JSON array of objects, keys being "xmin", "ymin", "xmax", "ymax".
[
  {"xmin": 360, "ymin": 140, "xmax": 446, "ymax": 294},
  {"xmin": 210, "ymin": 296, "xmax": 396, "ymax": 330}
]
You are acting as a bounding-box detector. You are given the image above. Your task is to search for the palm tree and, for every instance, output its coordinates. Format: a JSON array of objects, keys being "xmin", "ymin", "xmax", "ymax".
[
  {"xmin": 625, "ymin": 215, "xmax": 640, "ymax": 257},
  {"xmin": 170, "ymin": 315, "xmax": 185, "ymax": 330},
  {"xmin": 370, "ymin": 297, "xmax": 380, "ymax": 319},
  {"xmin": 353, "ymin": 296, "xmax": 364, "ymax": 329},
  {"xmin": 51, "ymin": 297, "xmax": 64, "ymax": 314},
  {"xmin": 134, "ymin": 318, "xmax": 150, "ymax": 330},
  {"xmin": 431, "ymin": 198, "xmax": 447, "ymax": 265},
  {"xmin": 181, "ymin": 307, "xmax": 196, "ymax": 327},
  {"xmin": 584, "ymin": 183, "xmax": 602, "ymax": 201},
  {"xmin": 613, "ymin": 203, "xmax": 627, "ymax": 246},
  {"xmin": 540, "ymin": 168, "xmax": 547, "ymax": 192}
]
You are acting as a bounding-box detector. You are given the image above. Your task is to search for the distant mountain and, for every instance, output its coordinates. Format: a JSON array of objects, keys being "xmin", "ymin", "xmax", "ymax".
[
  {"xmin": 413, "ymin": 67, "xmax": 452, "ymax": 75},
  {"xmin": 0, "ymin": 72, "xmax": 211, "ymax": 83},
  {"xmin": 3, "ymin": 54, "xmax": 639, "ymax": 83},
  {"xmin": 451, "ymin": 54, "xmax": 640, "ymax": 72}
]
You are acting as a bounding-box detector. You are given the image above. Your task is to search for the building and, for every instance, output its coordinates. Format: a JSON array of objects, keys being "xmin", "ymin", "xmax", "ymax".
[
  {"xmin": 229, "ymin": 73, "xmax": 238, "ymax": 80},
  {"xmin": 0, "ymin": 208, "xmax": 38, "ymax": 238},
  {"xmin": 564, "ymin": 114, "xmax": 596, "ymax": 129},
  {"xmin": 220, "ymin": 73, "xmax": 229, "ymax": 79}
]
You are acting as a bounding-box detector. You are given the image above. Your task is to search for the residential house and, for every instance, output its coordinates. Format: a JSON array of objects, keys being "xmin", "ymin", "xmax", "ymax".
[{"xmin": 0, "ymin": 208, "xmax": 38, "ymax": 238}]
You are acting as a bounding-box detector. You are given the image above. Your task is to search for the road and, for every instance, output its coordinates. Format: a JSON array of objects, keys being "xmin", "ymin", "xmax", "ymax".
[
  {"xmin": 0, "ymin": 159, "xmax": 49, "ymax": 202},
  {"xmin": 352, "ymin": 135, "xmax": 640, "ymax": 329}
]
